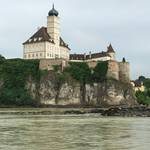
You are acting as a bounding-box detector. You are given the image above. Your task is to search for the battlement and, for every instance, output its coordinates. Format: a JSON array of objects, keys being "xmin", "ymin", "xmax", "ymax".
[
  {"xmin": 39, "ymin": 58, "xmax": 130, "ymax": 83},
  {"xmin": 107, "ymin": 60, "xmax": 130, "ymax": 83}
]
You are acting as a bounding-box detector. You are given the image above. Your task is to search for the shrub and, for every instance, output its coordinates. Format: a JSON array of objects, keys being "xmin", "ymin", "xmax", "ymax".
[
  {"xmin": 93, "ymin": 61, "xmax": 108, "ymax": 82},
  {"xmin": 136, "ymin": 91, "xmax": 150, "ymax": 105},
  {"xmin": 65, "ymin": 62, "xmax": 92, "ymax": 84},
  {"xmin": 0, "ymin": 59, "xmax": 40, "ymax": 106}
]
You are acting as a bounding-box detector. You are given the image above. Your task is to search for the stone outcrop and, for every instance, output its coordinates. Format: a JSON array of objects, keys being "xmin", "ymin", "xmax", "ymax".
[{"xmin": 26, "ymin": 72, "xmax": 137, "ymax": 107}]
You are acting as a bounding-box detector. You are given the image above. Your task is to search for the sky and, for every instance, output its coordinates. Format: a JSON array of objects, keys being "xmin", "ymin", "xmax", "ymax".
[{"xmin": 0, "ymin": 0, "xmax": 149, "ymax": 79}]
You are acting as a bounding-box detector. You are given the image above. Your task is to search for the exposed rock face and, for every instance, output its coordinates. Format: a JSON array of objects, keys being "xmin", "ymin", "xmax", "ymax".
[{"xmin": 26, "ymin": 72, "xmax": 137, "ymax": 107}]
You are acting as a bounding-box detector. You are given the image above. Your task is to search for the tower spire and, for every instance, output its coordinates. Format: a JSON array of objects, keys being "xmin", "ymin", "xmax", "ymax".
[{"xmin": 48, "ymin": 3, "xmax": 59, "ymax": 16}]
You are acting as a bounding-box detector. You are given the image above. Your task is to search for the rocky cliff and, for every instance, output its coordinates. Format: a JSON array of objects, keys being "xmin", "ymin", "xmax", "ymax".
[{"xmin": 26, "ymin": 71, "xmax": 137, "ymax": 107}]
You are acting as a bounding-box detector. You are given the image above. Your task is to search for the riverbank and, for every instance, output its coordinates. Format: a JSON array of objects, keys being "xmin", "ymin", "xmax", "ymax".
[{"xmin": 0, "ymin": 106, "xmax": 150, "ymax": 117}]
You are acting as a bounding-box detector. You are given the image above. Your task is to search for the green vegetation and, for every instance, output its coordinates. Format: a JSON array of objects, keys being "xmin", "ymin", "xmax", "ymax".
[
  {"xmin": 65, "ymin": 62, "xmax": 92, "ymax": 84},
  {"xmin": 93, "ymin": 61, "xmax": 108, "ymax": 82},
  {"xmin": 64, "ymin": 62, "xmax": 92, "ymax": 104},
  {"xmin": 136, "ymin": 90, "xmax": 150, "ymax": 105},
  {"xmin": 135, "ymin": 76, "xmax": 150, "ymax": 105},
  {"xmin": 63, "ymin": 61, "xmax": 108, "ymax": 104},
  {"xmin": 64, "ymin": 61, "xmax": 108, "ymax": 84},
  {"xmin": 0, "ymin": 57, "xmax": 41, "ymax": 106},
  {"xmin": 0, "ymin": 54, "xmax": 5, "ymax": 62},
  {"xmin": 0, "ymin": 55, "xmax": 109, "ymax": 106}
]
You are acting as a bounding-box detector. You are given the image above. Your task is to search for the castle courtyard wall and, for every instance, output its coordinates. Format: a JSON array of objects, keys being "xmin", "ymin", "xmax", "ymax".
[
  {"xmin": 107, "ymin": 60, "xmax": 119, "ymax": 80},
  {"xmin": 39, "ymin": 59, "xmax": 67, "ymax": 71}
]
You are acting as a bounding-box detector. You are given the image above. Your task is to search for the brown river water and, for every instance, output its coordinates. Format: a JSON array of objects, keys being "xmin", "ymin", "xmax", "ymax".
[{"xmin": 0, "ymin": 108, "xmax": 150, "ymax": 150}]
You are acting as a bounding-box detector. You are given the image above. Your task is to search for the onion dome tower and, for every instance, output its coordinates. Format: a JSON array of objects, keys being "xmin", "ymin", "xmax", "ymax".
[
  {"xmin": 48, "ymin": 4, "xmax": 59, "ymax": 17},
  {"xmin": 47, "ymin": 4, "xmax": 60, "ymax": 45}
]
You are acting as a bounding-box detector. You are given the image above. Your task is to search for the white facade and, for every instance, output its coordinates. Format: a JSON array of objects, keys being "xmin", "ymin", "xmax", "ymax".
[
  {"xmin": 23, "ymin": 6, "xmax": 70, "ymax": 60},
  {"xmin": 23, "ymin": 42, "xmax": 70, "ymax": 60},
  {"xmin": 47, "ymin": 16, "xmax": 60, "ymax": 45}
]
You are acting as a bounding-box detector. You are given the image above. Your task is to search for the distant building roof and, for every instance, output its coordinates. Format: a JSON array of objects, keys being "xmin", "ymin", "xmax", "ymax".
[
  {"xmin": 23, "ymin": 27, "xmax": 54, "ymax": 44},
  {"xmin": 107, "ymin": 44, "xmax": 115, "ymax": 53},
  {"xmin": 132, "ymin": 80, "xmax": 144, "ymax": 87},
  {"xmin": 70, "ymin": 54, "xmax": 85, "ymax": 60},
  {"xmin": 86, "ymin": 52, "xmax": 110, "ymax": 59},
  {"xmin": 60, "ymin": 37, "xmax": 71, "ymax": 50},
  {"xmin": 23, "ymin": 27, "xmax": 70, "ymax": 50},
  {"xmin": 70, "ymin": 52, "xmax": 110, "ymax": 60}
]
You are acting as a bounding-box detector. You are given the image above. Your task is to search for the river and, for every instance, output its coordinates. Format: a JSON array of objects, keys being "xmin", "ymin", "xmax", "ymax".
[{"xmin": 0, "ymin": 108, "xmax": 150, "ymax": 150}]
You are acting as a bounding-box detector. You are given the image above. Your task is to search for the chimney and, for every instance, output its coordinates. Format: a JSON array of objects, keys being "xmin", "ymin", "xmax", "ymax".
[
  {"xmin": 84, "ymin": 53, "xmax": 86, "ymax": 60},
  {"xmin": 89, "ymin": 51, "xmax": 92, "ymax": 59}
]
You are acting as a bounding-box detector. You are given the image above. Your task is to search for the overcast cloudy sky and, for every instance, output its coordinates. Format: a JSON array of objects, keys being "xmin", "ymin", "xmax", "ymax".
[{"xmin": 0, "ymin": 0, "xmax": 149, "ymax": 79}]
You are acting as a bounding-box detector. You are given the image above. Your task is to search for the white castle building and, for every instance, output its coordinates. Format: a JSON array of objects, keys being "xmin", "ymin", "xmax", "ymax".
[
  {"xmin": 23, "ymin": 5, "xmax": 116, "ymax": 63},
  {"xmin": 23, "ymin": 5, "xmax": 70, "ymax": 60}
]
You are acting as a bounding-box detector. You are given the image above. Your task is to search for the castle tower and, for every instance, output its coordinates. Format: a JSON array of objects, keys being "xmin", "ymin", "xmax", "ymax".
[
  {"xmin": 119, "ymin": 58, "xmax": 130, "ymax": 83},
  {"xmin": 107, "ymin": 60, "xmax": 119, "ymax": 80},
  {"xmin": 47, "ymin": 4, "xmax": 60, "ymax": 45},
  {"xmin": 107, "ymin": 44, "xmax": 116, "ymax": 60}
]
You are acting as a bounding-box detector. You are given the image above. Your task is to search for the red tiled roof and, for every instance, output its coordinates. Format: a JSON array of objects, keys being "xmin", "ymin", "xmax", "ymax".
[
  {"xmin": 60, "ymin": 37, "xmax": 71, "ymax": 50},
  {"xmin": 70, "ymin": 54, "xmax": 85, "ymax": 60},
  {"xmin": 70, "ymin": 52, "xmax": 110, "ymax": 60},
  {"xmin": 23, "ymin": 27, "xmax": 54, "ymax": 44},
  {"xmin": 23, "ymin": 27, "xmax": 70, "ymax": 50}
]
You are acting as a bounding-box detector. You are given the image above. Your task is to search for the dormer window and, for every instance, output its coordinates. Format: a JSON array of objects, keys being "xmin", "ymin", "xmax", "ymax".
[
  {"xmin": 39, "ymin": 37, "xmax": 42, "ymax": 41},
  {"xmin": 34, "ymin": 38, "xmax": 37, "ymax": 42},
  {"xmin": 29, "ymin": 39, "xmax": 32, "ymax": 42}
]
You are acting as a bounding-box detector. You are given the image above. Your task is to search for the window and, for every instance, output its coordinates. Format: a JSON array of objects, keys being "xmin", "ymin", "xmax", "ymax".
[
  {"xmin": 29, "ymin": 39, "xmax": 32, "ymax": 42},
  {"xmin": 36, "ymin": 53, "xmax": 38, "ymax": 57},
  {"xmin": 28, "ymin": 54, "xmax": 30, "ymax": 58},
  {"xmin": 55, "ymin": 54, "xmax": 58, "ymax": 58},
  {"xmin": 40, "ymin": 53, "xmax": 42, "ymax": 57},
  {"xmin": 39, "ymin": 37, "xmax": 42, "ymax": 41},
  {"xmin": 34, "ymin": 38, "xmax": 37, "ymax": 42},
  {"xmin": 32, "ymin": 54, "xmax": 34, "ymax": 57},
  {"xmin": 47, "ymin": 53, "xmax": 49, "ymax": 56},
  {"xmin": 24, "ymin": 55, "xmax": 26, "ymax": 58}
]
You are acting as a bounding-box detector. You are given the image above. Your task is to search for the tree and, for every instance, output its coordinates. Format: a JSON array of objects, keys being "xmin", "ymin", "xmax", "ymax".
[
  {"xmin": 0, "ymin": 54, "xmax": 5, "ymax": 62},
  {"xmin": 138, "ymin": 76, "xmax": 146, "ymax": 82},
  {"xmin": 93, "ymin": 61, "xmax": 108, "ymax": 82},
  {"xmin": 144, "ymin": 78, "xmax": 150, "ymax": 89},
  {"xmin": 136, "ymin": 91, "xmax": 150, "ymax": 105}
]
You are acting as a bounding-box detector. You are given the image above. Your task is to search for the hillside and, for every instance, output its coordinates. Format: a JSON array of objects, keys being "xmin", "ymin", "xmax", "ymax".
[{"xmin": 0, "ymin": 56, "xmax": 137, "ymax": 107}]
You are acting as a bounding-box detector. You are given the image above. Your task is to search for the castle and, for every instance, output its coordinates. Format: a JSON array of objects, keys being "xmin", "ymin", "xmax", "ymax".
[
  {"xmin": 23, "ymin": 4, "xmax": 70, "ymax": 60},
  {"xmin": 23, "ymin": 5, "xmax": 130, "ymax": 83}
]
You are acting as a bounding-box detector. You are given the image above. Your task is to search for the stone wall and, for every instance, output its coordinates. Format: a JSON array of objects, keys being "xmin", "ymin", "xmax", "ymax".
[
  {"xmin": 39, "ymin": 59, "xmax": 131, "ymax": 83},
  {"xmin": 107, "ymin": 60, "xmax": 119, "ymax": 80},
  {"xmin": 86, "ymin": 61, "xmax": 97, "ymax": 68},
  {"xmin": 119, "ymin": 62, "xmax": 130, "ymax": 83},
  {"xmin": 26, "ymin": 73, "xmax": 137, "ymax": 107},
  {"xmin": 39, "ymin": 59, "xmax": 68, "ymax": 71}
]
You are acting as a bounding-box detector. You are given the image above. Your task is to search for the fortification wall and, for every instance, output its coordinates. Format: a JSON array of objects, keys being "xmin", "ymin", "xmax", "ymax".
[
  {"xmin": 118, "ymin": 62, "xmax": 130, "ymax": 83},
  {"xmin": 107, "ymin": 60, "xmax": 119, "ymax": 80},
  {"xmin": 39, "ymin": 59, "xmax": 68, "ymax": 71}
]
